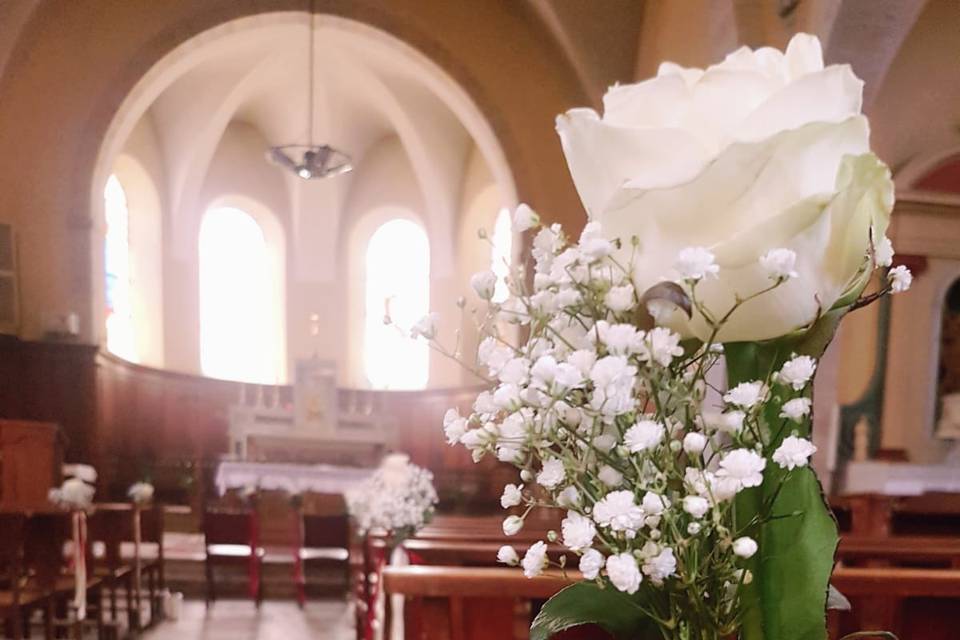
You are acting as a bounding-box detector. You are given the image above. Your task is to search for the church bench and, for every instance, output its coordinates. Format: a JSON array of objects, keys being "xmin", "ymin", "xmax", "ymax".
[{"xmin": 383, "ymin": 565, "xmax": 960, "ymax": 640}]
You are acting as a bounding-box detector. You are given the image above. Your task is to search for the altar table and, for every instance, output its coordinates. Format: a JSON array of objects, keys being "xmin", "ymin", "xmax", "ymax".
[{"xmin": 214, "ymin": 461, "xmax": 374, "ymax": 495}]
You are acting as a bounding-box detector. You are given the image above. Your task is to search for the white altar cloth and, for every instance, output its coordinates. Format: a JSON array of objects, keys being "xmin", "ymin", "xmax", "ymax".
[
  {"xmin": 215, "ymin": 461, "xmax": 375, "ymax": 496},
  {"xmin": 844, "ymin": 460, "xmax": 960, "ymax": 495}
]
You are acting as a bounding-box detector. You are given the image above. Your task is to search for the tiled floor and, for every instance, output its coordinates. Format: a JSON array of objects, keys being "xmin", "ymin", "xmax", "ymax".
[{"xmin": 141, "ymin": 599, "xmax": 355, "ymax": 640}]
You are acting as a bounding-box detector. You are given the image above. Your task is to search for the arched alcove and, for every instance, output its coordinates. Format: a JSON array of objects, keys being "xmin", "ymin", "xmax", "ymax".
[{"xmin": 82, "ymin": 11, "xmax": 522, "ymax": 385}]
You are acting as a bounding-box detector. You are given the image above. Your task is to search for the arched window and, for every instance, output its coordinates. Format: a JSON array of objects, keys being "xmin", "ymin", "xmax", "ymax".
[
  {"xmin": 199, "ymin": 207, "xmax": 283, "ymax": 383},
  {"xmin": 364, "ymin": 219, "xmax": 430, "ymax": 389},
  {"xmin": 490, "ymin": 207, "xmax": 513, "ymax": 303},
  {"xmin": 104, "ymin": 174, "xmax": 137, "ymax": 362}
]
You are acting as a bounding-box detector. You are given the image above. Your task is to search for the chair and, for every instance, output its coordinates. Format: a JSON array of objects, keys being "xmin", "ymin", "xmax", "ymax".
[
  {"xmin": 0, "ymin": 513, "xmax": 55, "ymax": 640},
  {"xmin": 86, "ymin": 508, "xmax": 135, "ymax": 632},
  {"xmin": 116, "ymin": 504, "xmax": 166, "ymax": 627},
  {"xmin": 24, "ymin": 512, "xmax": 107, "ymax": 640},
  {"xmin": 203, "ymin": 507, "xmax": 262, "ymax": 607},
  {"xmin": 301, "ymin": 512, "xmax": 351, "ymax": 598}
]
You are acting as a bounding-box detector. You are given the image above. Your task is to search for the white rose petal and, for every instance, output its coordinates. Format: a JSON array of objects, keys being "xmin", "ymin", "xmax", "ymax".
[{"xmin": 772, "ymin": 436, "xmax": 817, "ymax": 470}]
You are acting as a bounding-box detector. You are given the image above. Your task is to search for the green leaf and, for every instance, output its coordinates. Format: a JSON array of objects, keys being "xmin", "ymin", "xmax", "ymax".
[
  {"xmin": 726, "ymin": 330, "xmax": 841, "ymax": 640},
  {"xmin": 530, "ymin": 582, "xmax": 660, "ymax": 640}
]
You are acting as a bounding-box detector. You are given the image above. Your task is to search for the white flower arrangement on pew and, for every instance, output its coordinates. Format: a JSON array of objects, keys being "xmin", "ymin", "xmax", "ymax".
[
  {"xmin": 49, "ymin": 465, "xmax": 98, "ymax": 511},
  {"xmin": 419, "ymin": 33, "xmax": 911, "ymax": 640},
  {"xmin": 346, "ymin": 453, "xmax": 439, "ymax": 544}
]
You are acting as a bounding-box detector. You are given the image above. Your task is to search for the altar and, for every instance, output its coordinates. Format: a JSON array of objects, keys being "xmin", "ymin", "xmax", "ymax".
[
  {"xmin": 214, "ymin": 461, "xmax": 374, "ymax": 496},
  {"xmin": 227, "ymin": 359, "xmax": 391, "ymax": 466}
]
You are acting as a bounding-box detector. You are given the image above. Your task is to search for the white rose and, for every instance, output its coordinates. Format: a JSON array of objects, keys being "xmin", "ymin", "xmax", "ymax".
[
  {"xmin": 513, "ymin": 203, "xmax": 540, "ymax": 232},
  {"xmin": 497, "ymin": 545, "xmax": 519, "ymax": 566},
  {"xmin": 606, "ymin": 553, "xmax": 642, "ymax": 594},
  {"xmin": 556, "ymin": 33, "xmax": 894, "ymax": 342},
  {"xmin": 470, "ymin": 270, "xmax": 498, "ymax": 300},
  {"xmin": 579, "ymin": 548, "xmax": 605, "ymax": 580},
  {"xmin": 733, "ymin": 536, "xmax": 759, "ymax": 559}
]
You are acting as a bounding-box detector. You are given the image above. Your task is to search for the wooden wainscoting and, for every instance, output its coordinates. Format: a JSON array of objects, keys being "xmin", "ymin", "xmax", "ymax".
[{"xmin": 0, "ymin": 338, "xmax": 503, "ymax": 506}]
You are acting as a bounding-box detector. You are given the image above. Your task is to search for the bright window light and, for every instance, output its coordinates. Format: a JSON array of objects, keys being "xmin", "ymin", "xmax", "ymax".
[
  {"xmin": 199, "ymin": 207, "xmax": 282, "ymax": 383},
  {"xmin": 364, "ymin": 219, "xmax": 430, "ymax": 390},
  {"xmin": 490, "ymin": 207, "xmax": 513, "ymax": 303},
  {"xmin": 104, "ymin": 174, "xmax": 138, "ymax": 362}
]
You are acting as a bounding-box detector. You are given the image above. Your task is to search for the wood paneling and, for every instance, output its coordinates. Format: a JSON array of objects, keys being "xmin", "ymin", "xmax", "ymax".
[{"xmin": 0, "ymin": 339, "xmax": 503, "ymax": 506}]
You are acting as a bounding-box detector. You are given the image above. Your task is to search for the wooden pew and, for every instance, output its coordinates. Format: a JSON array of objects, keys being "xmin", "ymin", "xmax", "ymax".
[{"xmin": 384, "ymin": 565, "xmax": 960, "ymax": 640}]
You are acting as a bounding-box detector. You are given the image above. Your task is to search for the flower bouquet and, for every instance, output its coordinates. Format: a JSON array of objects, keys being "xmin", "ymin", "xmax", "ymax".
[
  {"xmin": 431, "ymin": 34, "xmax": 910, "ymax": 640},
  {"xmin": 346, "ymin": 453, "xmax": 439, "ymax": 545}
]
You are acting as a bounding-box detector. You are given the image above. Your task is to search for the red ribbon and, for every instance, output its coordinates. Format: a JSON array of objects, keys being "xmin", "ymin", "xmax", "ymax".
[
  {"xmin": 292, "ymin": 507, "xmax": 305, "ymax": 607},
  {"xmin": 248, "ymin": 510, "xmax": 260, "ymax": 600},
  {"xmin": 364, "ymin": 538, "xmax": 387, "ymax": 640},
  {"xmin": 72, "ymin": 510, "xmax": 88, "ymax": 620}
]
